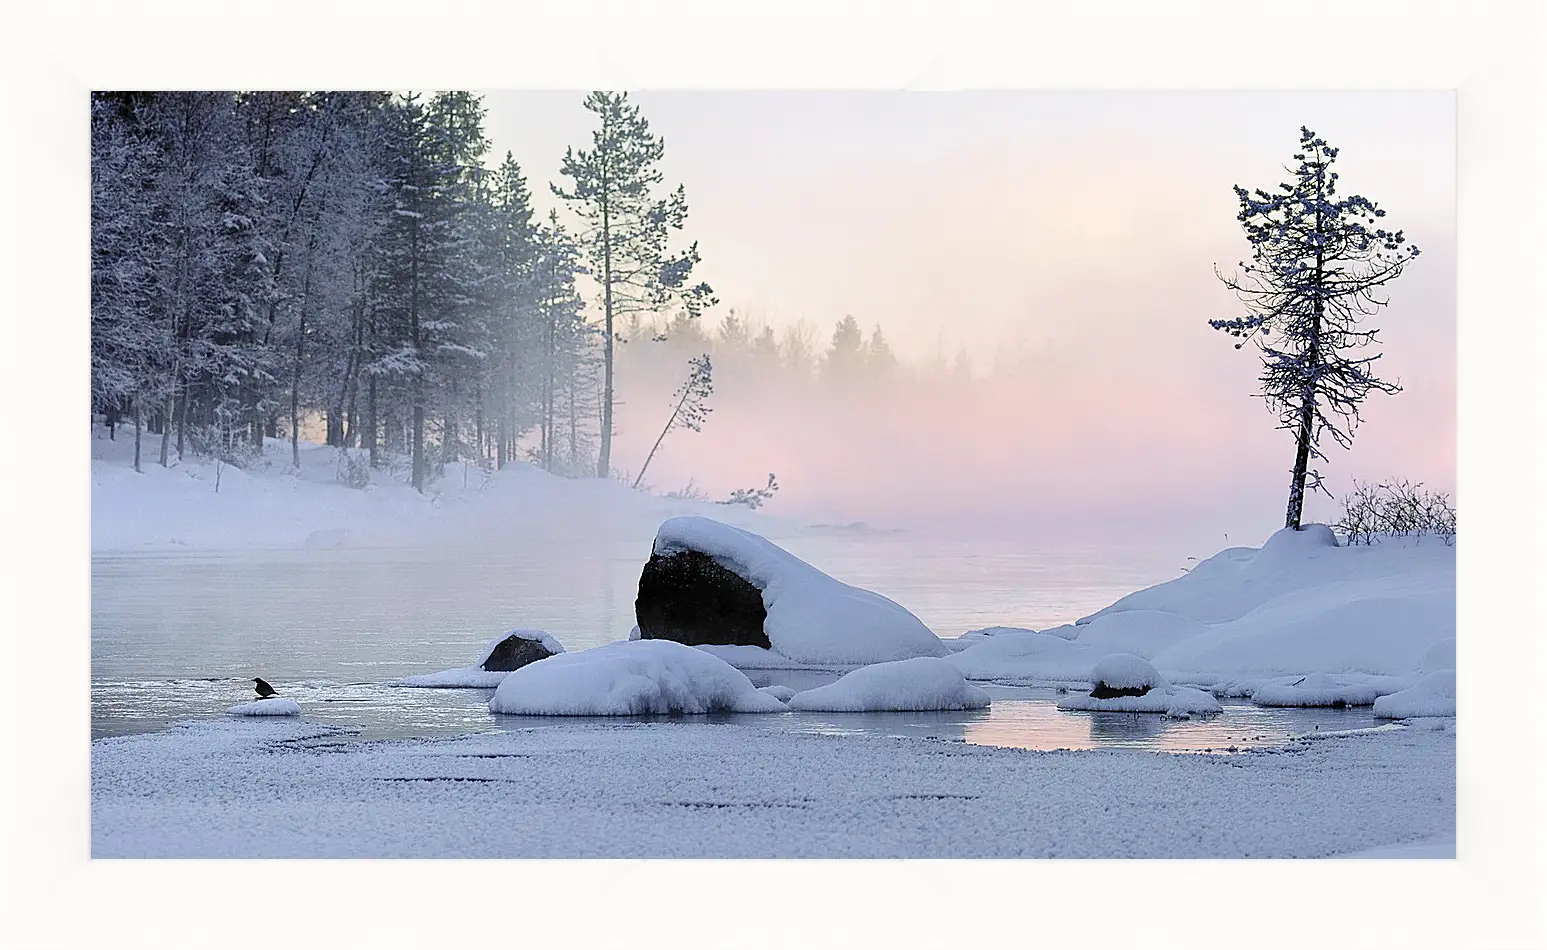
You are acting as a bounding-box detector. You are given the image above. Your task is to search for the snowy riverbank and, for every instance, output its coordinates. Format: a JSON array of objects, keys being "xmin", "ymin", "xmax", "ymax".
[{"xmin": 90, "ymin": 424, "xmax": 794, "ymax": 552}]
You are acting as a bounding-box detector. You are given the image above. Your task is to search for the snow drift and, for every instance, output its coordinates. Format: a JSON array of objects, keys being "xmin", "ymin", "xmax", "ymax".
[
  {"xmin": 1249, "ymin": 673, "xmax": 1385, "ymax": 708},
  {"xmin": 226, "ymin": 698, "xmax": 302, "ymax": 717},
  {"xmin": 787, "ymin": 657, "xmax": 991, "ymax": 712},
  {"xmin": 1373, "ymin": 670, "xmax": 1457, "ymax": 719},
  {"xmin": 943, "ymin": 630, "xmax": 1098, "ymax": 684},
  {"xmin": 639, "ymin": 516, "xmax": 947, "ymax": 666},
  {"xmin": 488, "ymin": 639, "xmax": 787, "ymax": 716}
]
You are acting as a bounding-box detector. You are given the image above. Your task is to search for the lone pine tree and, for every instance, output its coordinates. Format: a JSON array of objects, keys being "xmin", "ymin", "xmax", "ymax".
[
  {"xmin": 554, "ymin": 92, "xmax": 714, "ymax": 478},
  {"xmin": 1212, "ymin": 127, "xmax": 1420, "ymax": 530}
]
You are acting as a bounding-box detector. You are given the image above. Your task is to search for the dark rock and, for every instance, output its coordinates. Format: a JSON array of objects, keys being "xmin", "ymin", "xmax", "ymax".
[
  {"xmin": 481, "ymin": 633, "xmax": 558, "ymax": 672},
  {"xmin": 636, "ymin": 549, "xmax": 770, "ymax": 649},
  {"xmin": 1089, "ymin": 682, "xmax": 1151, "ymax": 699}
]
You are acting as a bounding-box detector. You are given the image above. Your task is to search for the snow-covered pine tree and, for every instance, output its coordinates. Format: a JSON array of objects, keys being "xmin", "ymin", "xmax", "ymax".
[
  {"xmin": 553, "ymin": 91, "xmax": 716, "ymax": 478},
  {"xmin": 531, "ymin": 212, "xmax": 591, "ymax": 473},
  {"xmin": 475, "ymin": 151, "xmax": 540, "ymax": 468},
  {"xmin": 1212, "ymin": 127, "xmax": 1421, "ymax": 530},
  {"xmin": 138, "ymin": 92, "xmax": 276, "ymax": 467},
  {"xmin": 91, "ymin": 94, "xmax": 167, "ymax": 470},
  {"xmin": 369, "ymin": 92, "xmax": 483, "ymax": 491}
]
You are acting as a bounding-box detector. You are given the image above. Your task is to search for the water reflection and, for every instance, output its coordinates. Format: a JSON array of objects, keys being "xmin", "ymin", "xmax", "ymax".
[{"xmin": 92, "ymin": 674, "xmax": 1382, "ymax": 753}]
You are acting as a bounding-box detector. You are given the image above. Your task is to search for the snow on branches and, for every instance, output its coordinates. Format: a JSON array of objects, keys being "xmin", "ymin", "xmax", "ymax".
[{"xmin": 1211, "ymin": 127, "xmax": 1420, "ymax": 528}]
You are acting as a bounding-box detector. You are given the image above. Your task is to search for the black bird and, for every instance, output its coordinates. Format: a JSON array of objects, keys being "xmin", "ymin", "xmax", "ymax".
[{"xmin": 253, "ymin": 677, "xmax": 278, "ymax": 699}]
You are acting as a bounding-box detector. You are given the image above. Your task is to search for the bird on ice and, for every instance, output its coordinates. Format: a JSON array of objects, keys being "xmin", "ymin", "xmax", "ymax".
[{"xmin": 253, "ymin": 677, "xmax": 278, "ymax": 699}]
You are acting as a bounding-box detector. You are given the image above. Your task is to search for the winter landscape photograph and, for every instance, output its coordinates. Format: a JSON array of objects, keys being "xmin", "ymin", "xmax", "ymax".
[
  {"xmin": 87, "ymin": 85, "xmax": 1462, "ymax": 860},
  {"xmin": 7, "ymin": 3, "xmax": 1544, "ymax": 949}
]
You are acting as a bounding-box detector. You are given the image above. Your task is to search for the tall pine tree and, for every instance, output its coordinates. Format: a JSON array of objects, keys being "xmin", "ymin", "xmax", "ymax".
[
  {"xmin": 1212, "ymin": 127, "xmax": 1420, "ymax": 529},
  {"xmin": 553, "ymin": 92, "xmax": 715, "ymax": 478}
]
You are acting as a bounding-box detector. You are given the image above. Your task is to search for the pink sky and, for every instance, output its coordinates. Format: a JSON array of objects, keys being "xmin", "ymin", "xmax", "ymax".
[{"xmin": 482, "ymin": 91, "xmax": 1455, "ymax": 547}]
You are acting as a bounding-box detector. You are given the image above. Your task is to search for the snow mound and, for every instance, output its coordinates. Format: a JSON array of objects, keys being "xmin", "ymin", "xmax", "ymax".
[
  {"xmin": 943, "ymin": 631, "xmax": 1098, "ymax": 684},
  {"xmin": 1152, "ymin": 593, "xmax": 1453, "ymax": 680},
  {"xmin": 1037, "ymin": 623, "xmax": 1081, "ymax": 641},
  {"xmin": 488, "ymin": 639, "xmax": 787, "ymax": 716},
  {"xmin": 1080, "ymin": 524, "xmax": 1453, "ymax": 634},
  {"xmin": 650, "ymin": 517, "xmax": 947, "ymax": 665},
  {"xmin": 1250, "ymin": 673, "xmax": 1384, "ymax": 708},
  {"xmin": 1421, "ymin": 638, "xmax": 1456, "ymax": 673},
  {"xmin": 1075, "ymin": 610, "xmax": 1206, "ymax": 658},
  {"xmin": 787, "ymin": 657, "xmax": 991, "ymax": 712},
  {"xmin": 1057, "ymin": 685, "xmax": 1221, "ymax": 717},
  {"xmin": 757, "ymin": 685, "xmax": 797, "ymax": 702},
  {"xmin": 1374, "ymin": 670, "xmax": 1456, "ymax": 720},
  {"xmin": 399, "ymin": 629, "xmax": 566, "ymax": 688},
  {"xmin": 1249, "ymin": 522, "xmax": 1340, "ymax": 571},
  {"xmin": 1090, "ymin": 653, "xmax": 1166, "ymax": 692},
  {"xmin": 960, "ymin": 625, "xmax": 1037, "ymax": 640},
  {"xmin": 694, "ymin": 644, "xmax": 839, "ymax": 670},
  {"xmin": 398, "ymin": 668, "xmax": 507, "ymax": 688},
  {"xmin": 1056, "ymin": 653, "xmax": 1218, "ymax": 716},
  {"xmin": 226, "ymin": 698, "xmax": 302, "ymax": 717}
]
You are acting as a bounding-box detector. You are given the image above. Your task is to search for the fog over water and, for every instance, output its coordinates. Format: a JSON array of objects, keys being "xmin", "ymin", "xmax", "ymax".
[{"xmin": 487, "ymin": 90, "xmax": 1455, "ymax": 550}]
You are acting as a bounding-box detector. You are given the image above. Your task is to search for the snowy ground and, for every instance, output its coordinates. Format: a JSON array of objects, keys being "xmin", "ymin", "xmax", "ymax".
[
  {"xmin": 92, "ymin": 716, "xmax": 1454, "ymax": 858},
  {"xmin": 90, "ymin": 425, "xmax": 793, "ymax": 552}
]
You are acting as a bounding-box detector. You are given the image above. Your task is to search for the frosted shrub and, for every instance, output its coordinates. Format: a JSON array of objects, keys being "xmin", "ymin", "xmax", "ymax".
[
  {"xmin": 188, "ymin": 423, "xmax": 266, "ymax": 471},
  {"xmin": 1335, "ymin": 479, "xmax": 1455, "ymax": 545},
  {"xmin": 336, "ymin": 448, "xmax": 371, "ymax": 490},
  {"xmin": 720, "ymin": 473, "xmax": 780, "ymax": 510}
]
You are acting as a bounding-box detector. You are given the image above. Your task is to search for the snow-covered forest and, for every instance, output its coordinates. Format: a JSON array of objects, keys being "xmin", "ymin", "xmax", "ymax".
[
  {"xmin": 88, "ymin": 90, "xmax": 946, "ymax": 495},
  {"xmin": 92, "ymin": 91, "xmax": 598, "ymax": 483}
]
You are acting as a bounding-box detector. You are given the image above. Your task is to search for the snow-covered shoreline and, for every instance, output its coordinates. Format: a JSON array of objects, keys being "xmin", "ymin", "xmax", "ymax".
[
  {"xmin": 90, "ymin": 427, "xmax": 795, "ymax": 553},
  {"xmin": 90, "ymin": 456, "xmax": 1457, "ymax": 857},
  {"xmin": 91, "ymin": 717, "xmax": 1454, "ymax": 858}
]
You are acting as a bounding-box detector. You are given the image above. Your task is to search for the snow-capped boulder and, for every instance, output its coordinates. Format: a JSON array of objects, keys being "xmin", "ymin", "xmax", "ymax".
[
  {"xmin": 757, "ymin": 684, "xmax": 798, "ymax": 702},
  {"xmin": 488, "ymin": 639, "xmax": 788, "ymax": 716},
  {"xmin": 1089, "ymin": 653, "xmax": 1163, "ymax": 698},
  {"xmin": 635, "ymin": 517, "xmax": 947, "ymax": 666},
  {"xmin": 226, "ymin": 698, "xmax": 302, "ymax": 717},
  {"xmin": 637, "ymin": 546, "xmax": 771, "ymax": 648},
  {"xmin": 1056, "ymin": 686, "xmax": 1222, "ymax": 718},
  {"xmin": 399, "ymin": 629, "xmax": 566, "ymax": 688},
  {"xmin": 1249, "ymin": 673, "xmax": 1384, "ymax": 708},
  {"xmin": 1057, "ymin": 652, "xmax": 1220, "ymax": 716},
  {"xmin": 787, "ymin": 657, "xmax": 991, "ymax": 712},
  {"xmin": 1373, "ymin": 669, "xmax": 1456, "ymax": 719},
  {"xmin": 479, "ymin": 629, "xmax": 564, "ymax": 671}
]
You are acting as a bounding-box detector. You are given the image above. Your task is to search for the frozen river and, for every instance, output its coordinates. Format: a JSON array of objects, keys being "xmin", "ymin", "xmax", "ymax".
[{"xmin": 90, "ymin": 536, "xmax": 1377, "ymax": 749}]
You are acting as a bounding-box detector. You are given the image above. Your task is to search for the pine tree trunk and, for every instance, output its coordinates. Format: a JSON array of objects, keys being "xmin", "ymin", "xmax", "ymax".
[
  {"xmin": 598, "ymin": 202, "xmax": 614, "ymax": 478},
  {"xmin": 412, "ymin": 394, "xmax": 425, "ymax": 491},
  {"xmin": 473, "ymin": 381, "xmax": 483, "ymax": 464},
  {"xmin": 291, "ymin": 310, "xmax": 304, "ymax": 469},
  {"xmin": 133, "ymin": 397, "xmax": 143, "ymax": 473},
  {"xmin": 159, "ymin": 392, "xmax": 173, "ymax": 467},
  {"xmin": 446, "ymin": 376, "xmax": 459, "ymax": 464},
  {"xmin": 1284, "ymin": 199, "xmax": 1327, "ymax": 531},
  {"xmin": 366, "ymin": 376, "xmax": 378, "ymax": 467},
  {"xmin": 175, "ymin": 384, "xmax": 189, "ymax": 461},
  {"xmin": 567, "ymin": 380, "xmax": 576, "ymax": 469}
]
